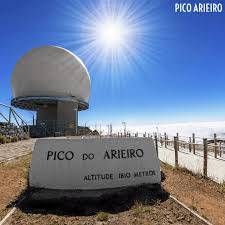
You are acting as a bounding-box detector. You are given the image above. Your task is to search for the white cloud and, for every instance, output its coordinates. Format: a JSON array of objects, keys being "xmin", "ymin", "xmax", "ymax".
[{"xmin": 91, "ymin": 121, "xmax": 225, "ymax": 140}]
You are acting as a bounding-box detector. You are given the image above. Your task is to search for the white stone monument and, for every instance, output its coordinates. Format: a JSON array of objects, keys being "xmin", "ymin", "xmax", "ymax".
[{"xmin": 29, "ymin": 137, "xmax": 160, "ymax": 194}]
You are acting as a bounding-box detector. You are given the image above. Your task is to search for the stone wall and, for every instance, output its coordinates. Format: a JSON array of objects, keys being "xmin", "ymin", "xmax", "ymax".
[{"xmin": 0, "ymin": 122, "xmax": 28, "ymax": 139}]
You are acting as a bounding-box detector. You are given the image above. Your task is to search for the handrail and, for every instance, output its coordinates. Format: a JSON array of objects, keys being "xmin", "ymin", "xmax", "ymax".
[{"xmin": 0, "ymin": 103, "xmax": 29, "ymax": 134}]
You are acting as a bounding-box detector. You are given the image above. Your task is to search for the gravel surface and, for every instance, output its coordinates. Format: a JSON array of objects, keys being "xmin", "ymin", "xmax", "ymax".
[{"xmin": 161, "ymin": 162, "xmax": 225, "ymax": 225}]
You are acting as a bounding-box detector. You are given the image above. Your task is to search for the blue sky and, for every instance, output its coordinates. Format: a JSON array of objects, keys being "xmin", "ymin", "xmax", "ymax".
[{"xmin": 0, "ymin": 0, "xmax": 225, "ymax": 128}]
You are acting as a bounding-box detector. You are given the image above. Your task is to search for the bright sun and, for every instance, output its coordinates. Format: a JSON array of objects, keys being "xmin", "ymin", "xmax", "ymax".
[
  {"xmin": 72, "ymin": 0, "xmax": 155, "ymax": 74},
  {"xmin": 97, "ymin": 21, "xmax": 126, "ymax": 49}
]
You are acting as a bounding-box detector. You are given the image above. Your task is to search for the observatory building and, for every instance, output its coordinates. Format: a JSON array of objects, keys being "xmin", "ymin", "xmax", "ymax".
[{"xmin": 11, "ymin": 46, "xmax": 90, "ymax": 136}]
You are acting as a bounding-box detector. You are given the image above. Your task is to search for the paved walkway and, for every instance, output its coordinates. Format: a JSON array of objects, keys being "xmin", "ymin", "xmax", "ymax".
[{"xmin": 0, "ymin": 139, "xmax": 36, "ymax": 162}]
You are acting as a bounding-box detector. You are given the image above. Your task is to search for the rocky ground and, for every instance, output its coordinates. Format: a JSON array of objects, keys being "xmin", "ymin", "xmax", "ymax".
[
  {"xmin": 0, "ymin": 155, "xmax": 31, "ymax": 220},
  {"xmin": 161, "ymin": 163, "xmax": 225, "ymax": 225},
  {"xmin": 8, "ymin": 197, "xmax": 205, "ymax": 225}
]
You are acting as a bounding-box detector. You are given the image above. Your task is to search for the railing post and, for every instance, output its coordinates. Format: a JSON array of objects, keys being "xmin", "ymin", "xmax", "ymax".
[
  {"xmin": 219, "ymin": 142, "xmax": 222, "ymax": 157},
  {"xmin": 192, "ymin": 133, "xmax": 196, "ymax": 154},
  {"xmin": 214, "ymin": 133, "xmax": 217, "ymax": 158},
  {"xmin": 174, "ymin": 136, "xmax": 178, "ymax": 168},
  {"xmin": 189, "ymin": 137, "xmax": 192, "ymax": 152},
  {"xmin": 154, "ymin": 135, "xmax": 158, "ymax": 157},
  {"xmin": 8, "ymin": 108, "xmax": 12, "ymax": 124},
  {"xmin": 164, "ymin": 132, "xmax": 167, "ymax": 148},
  {"xmin": 203, "ymin": 138, "xmax": 208, "ymax": 177}
]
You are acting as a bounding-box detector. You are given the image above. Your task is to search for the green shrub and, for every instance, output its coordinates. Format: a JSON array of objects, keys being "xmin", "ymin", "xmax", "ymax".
[
  {"xmin": 0, "ymin": 135, "xmax": 6, "ymax": 144},
  {"xmin": 11, "ymin": 136, "xmax": 19, "ymax": 142},
  {"xmin": 6, "ymin": 138, "xmax": 12, "ymax": 143},
  {"xmin": 132, "ymin": 202, "xmax": 143, "ymax": 217},
  {"xmin": 219, "ymin": 182, "xmax": 225, "ymax": 193},
  {"xmin": 96, "ymin": 211, "xmax": 109, "ymax": 221},
  {"xmin": 24, "ymin": 134, "xmax": 30, "ymax": 140}
]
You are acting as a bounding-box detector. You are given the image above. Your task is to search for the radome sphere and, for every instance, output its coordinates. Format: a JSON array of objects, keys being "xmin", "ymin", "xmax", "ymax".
[{"xmin": 11, "ymin": 46, "xmax": 90, "ymax": 109}]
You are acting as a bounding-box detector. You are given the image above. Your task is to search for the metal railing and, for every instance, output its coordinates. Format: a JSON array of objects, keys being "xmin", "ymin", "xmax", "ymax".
[
  {"xmin": 0, "ymin": 103, "xmax": 29, "ymax": 135},
  {"xmin": 157, "ymin": 133, "xmax": 225, "ymax": 159}
]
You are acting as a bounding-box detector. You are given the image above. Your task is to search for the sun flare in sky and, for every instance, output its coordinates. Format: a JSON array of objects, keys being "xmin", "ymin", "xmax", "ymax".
[
  {"xmin": 97, "ymin": 20, "xmax": 126, "ymax": 49},
  {"xmin": 88, "ymin": 9, "xmax": 136, "ymax": 60},
  {"xmin": 60, "ymin": 0, "xmax": 162, "ymax": 80}
]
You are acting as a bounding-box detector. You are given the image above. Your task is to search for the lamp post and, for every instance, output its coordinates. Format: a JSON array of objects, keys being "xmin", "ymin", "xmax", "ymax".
[
  {"xmin": 156, "ymin": 126, "xmax": 159, "ymax": 138},
  {"xmin": 122, "ymin": 122, "xmax": 126, "ymax": 137}
]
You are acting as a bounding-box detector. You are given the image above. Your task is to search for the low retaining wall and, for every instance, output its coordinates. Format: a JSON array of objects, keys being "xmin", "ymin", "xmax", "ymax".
[{"xmin": 158, "ymin": 146, "xmax": 225, "ymax": 183}]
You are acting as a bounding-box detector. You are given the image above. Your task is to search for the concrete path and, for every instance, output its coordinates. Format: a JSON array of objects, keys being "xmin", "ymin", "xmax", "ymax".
[
  {"xmin": 158, "ymin": 145, "xmax": 225, "ymax": 183},
  {"xmin": 0, "ymin": 139, "xmax": 36, "ymax": 162}
]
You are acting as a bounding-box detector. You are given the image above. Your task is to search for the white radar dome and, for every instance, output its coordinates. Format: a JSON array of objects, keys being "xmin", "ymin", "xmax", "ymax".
[{"xmin": 11, "ymin": 46, "xmax": 90, "ymax": 109}]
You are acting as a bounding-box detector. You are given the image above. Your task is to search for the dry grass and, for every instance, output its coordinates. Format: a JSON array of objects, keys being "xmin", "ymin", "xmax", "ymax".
[
  {"xmin": 170, "ymin": 165, "xmax": 206, "ymax": 179},
  {"xmin": 0, "ymin": 154, "xmax": 31, "ymax": 167},
  {"xmin": 96, "ymin": 211, "xmax": 109, "ymax": 221},
  {"xmin": 0, "ymin": 135, "xmax": 7, "ymax": 144},
  {"xmin": 219, "ymin": 182, "xmax": 225, "ymax": 193},
  {"xmin": 0, "ymin": 154, "xmax": 31, "ymax": 179},
  {"xmin": 131, "ymin": 201, "xmax": 154, "ymax": 217},
  {"xmin": 0, "ymin": 135, "xmax": 29, "ymax": 145}
]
